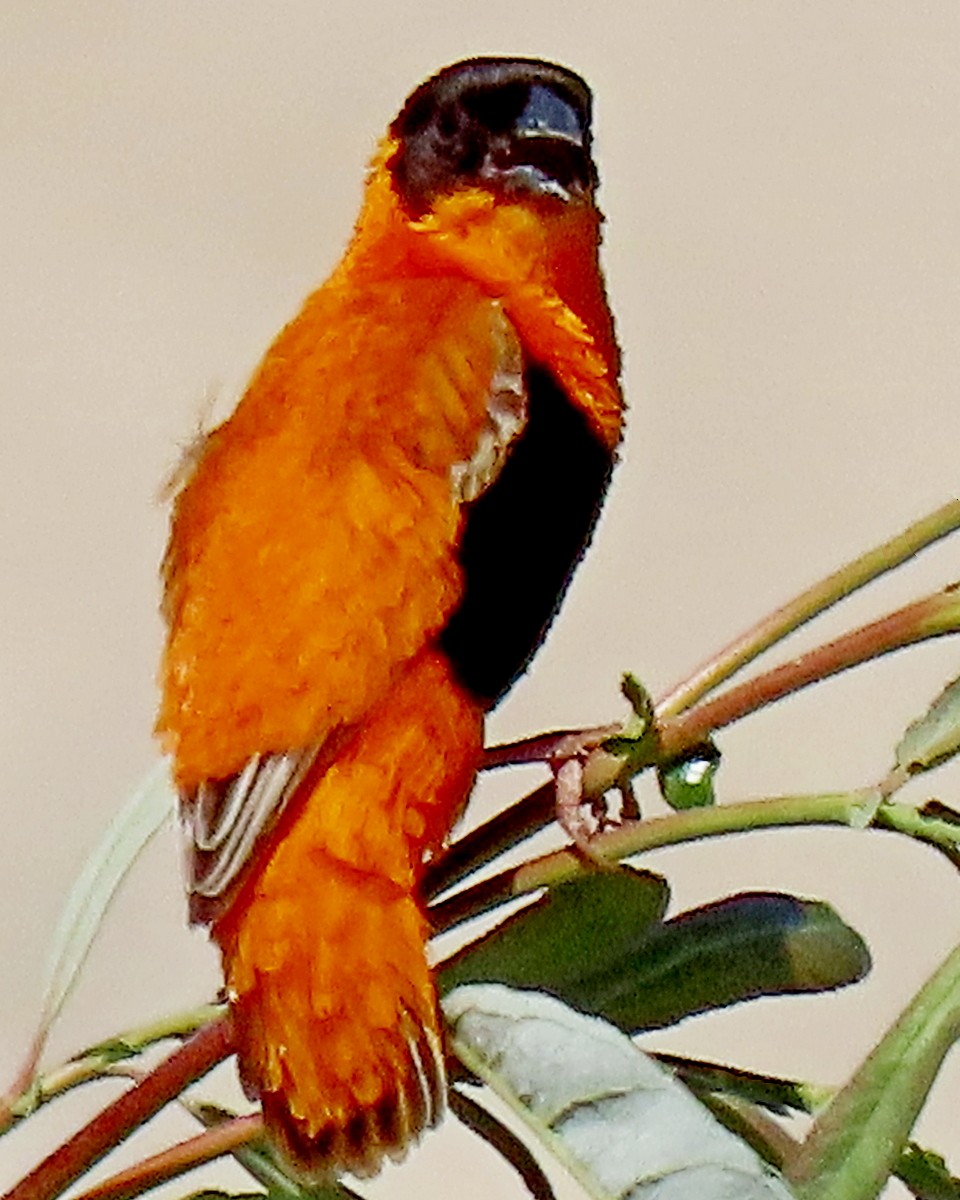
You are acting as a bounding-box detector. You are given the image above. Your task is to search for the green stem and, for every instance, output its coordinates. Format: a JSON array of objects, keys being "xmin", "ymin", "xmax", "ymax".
[
  {"xmin": 430, "ymin": 790, "xmax": 884, "ymax": 932},
  {"xmin": 431, "ymin": 792, "xmax": 960, "ymax": 933},
  {"xmin": 1, "ymin": 1016, "xmax": 233, "ymax": 1200},
  {"xmin": 2, "ymin": 1004, "xmax": 225, "ymax": 1130},
  {"xmin": 786, "ymin": 943, "xmax": 960, "ymax": 1200},
  {"xmin": 657, "ymin": 585, "xmax": 960, "ymax": 760},
  {"xmin": 657, "ymin": 499, "xmax": 960, "ymax": 720}
]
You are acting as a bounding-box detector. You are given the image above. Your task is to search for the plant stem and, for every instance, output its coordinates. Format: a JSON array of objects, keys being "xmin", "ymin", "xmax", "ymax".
[
  {"xmin": 430, "ymin": 582, "xmax": 960, "ymax": 905},
  {"xmin": 431, "ymin": 791, "xmax": 882, "ymax": 932},
  {"xmin": 1, "ymin": 1016, "xmax": 233, "ymax": 1200},
  {"xmin": 786, "ymin": 943, "xmax": 960, "ymax": 1200},
  {"xmin": 656, "ymin": 498, "xmax": 960, "ymax": 720},
  {"xmin": 1, "ymin": 1004, "xmax": 225, "ymax": 1131},
  {"xmin": 424, "ymin": 783, "xmax": 556, "ymax": 901},
  {"xmin": 70, "ymin": 1114, "xmax": 261, "ymax": 1200},
  {"xmin": 657, "ymin": 584, "xmax": 960, "ymax": 759},
  {"xmin": 449, "ymin": 1089, "xmax": 557, "ymax": 1200},
  {"xmin": 431, "ymin": 790, "xmax": 960, "ymax": 934},
  {"xmin": 481, "ymin": 725, "xmax": 621, "ymax": 770}
]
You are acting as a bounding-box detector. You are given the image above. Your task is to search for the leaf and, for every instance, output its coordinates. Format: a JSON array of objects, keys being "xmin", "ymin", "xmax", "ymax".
[
  {"xmin": 439, "ymin": 867, "xmax": 670, "ymax": 996},
  {"xmin": 592, "ymin": 892, "xmax": 871, "ymax": 1032},
  {"xmin": 621, "ymin": 671, "xmax": 655, "ymax": 723},
  {"xmin": 32, "ymin": 759, "xmax": 176, "ymax": 1055},
  {"xmin": 599, "ymin": 674, "xmax": 659, "ymax": 771},
  {"xmin": 657, "ymin": 1055, "xmax": 816, "ymax": 1117},
  {"xmin": 37, "ymin": 760, "xmax": 175, "ymax": 1034},
  {"xmin": 657, "ymin": 741, "xmax": 721, "ymax": 810},
  {"xmin": 786, "ymin": 943, "xmax": 960, "ymax": 1200},
  {"xmin": 896, "ymin": 1143, "xmax": 960, "ymax": 1199},
  {"xmin": 179, "ymin": 1192, "xmax": 265, "ymax": 1200},
  {"xmin": 444, "ymin": 884, "xmax": 869, "ymax": 1034},
  {"xmin": 444, "ymin": 983, "xmax": 797, "ymax": 1199},
  {"xmin": 895, "ymin": 674, "xmax": 960, "ymax": 776}
]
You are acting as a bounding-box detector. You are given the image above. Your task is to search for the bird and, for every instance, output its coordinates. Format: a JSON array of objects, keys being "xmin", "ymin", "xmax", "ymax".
[{"xmin": 157, "ymin": 56, "xmax": 624, "ymax": 1179}]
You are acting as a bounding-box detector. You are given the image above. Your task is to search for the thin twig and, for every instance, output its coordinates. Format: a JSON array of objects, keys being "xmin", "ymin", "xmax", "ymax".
[
  {"xmin": 1, "ymin": 1016, "xmax": 234, "ymax": 1200},
  {"xmin": 656, "ymin": 498, "xmax": 960, "ymax": 720},
  {"xmin": 481, "ymin": 724, "xmax": 620, "ymax": 770},
  {"xmin": 424, "ymin": 783, "xmax": 556, "ymax": 901},
  {"xmin": 449, "ymin": 1088, "xmax": 557, "ymax": 1200},
  {"xmin": 71, "ymin": 1113, "xmax": 261, "ymax": 1200},
  {"xmin": 1, "ymin": 1004, "xmax": 225, "ymax": 1132},
  {"xmin": 656, "ymin": 585, "xmax": 960, "ymax": 760}
]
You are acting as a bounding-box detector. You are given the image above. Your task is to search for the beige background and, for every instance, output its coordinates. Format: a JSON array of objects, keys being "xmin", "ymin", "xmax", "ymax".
[{"xmin": 3, "ymin": 4, "xmax": 959, "ymax": 1197}]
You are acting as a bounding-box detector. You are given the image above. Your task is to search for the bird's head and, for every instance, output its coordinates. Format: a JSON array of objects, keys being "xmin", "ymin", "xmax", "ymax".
[
  {"xmin": 387, "ymin": 57, "xmax": 596, "ymax": 214},
  {"xmin": 342, "ymin": 57, "xmax": 622, "ymax": 447},
  {"xmin": 349, "ymin": 58, "xmax": 608, "ymax": 297}
]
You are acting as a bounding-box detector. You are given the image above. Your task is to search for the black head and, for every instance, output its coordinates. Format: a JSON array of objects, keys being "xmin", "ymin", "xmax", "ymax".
[{"xmin": 388, "ymin": 57, "xmax": 596, "ymax": 216}]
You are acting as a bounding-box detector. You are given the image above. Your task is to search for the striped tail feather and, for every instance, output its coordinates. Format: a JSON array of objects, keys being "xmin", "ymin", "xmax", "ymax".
[{"xmin": 220, "ymin": 859, "xmax": 447, "ymax": 1179}]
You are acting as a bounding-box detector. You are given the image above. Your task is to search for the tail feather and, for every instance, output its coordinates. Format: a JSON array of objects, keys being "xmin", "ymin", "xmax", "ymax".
[
  {"xmin": 222, "ymin": 866, "xmax": 447, "ymax": 1179},
  {"xmin": 213, "ymin": 650, "xmax": 483, "ymax": 1178},
  {"xmin": 258, "ymin": 1002, "xmax": 446, "ymax": 1178}
]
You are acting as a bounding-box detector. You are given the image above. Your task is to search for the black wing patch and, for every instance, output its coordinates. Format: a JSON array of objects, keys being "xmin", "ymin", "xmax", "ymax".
[{"xmin": 440, "ymin": 362, "xmax": 614, "ymax": 705}]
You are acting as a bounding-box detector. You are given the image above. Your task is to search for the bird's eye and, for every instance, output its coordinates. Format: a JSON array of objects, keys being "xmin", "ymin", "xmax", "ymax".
[
  {"xmin": 437, "ymin": 108, "xmax": 459, "ymax": 138},
  {"xmin": 461, "ymin": 83, "xmax": 528, "ymax": 133}
]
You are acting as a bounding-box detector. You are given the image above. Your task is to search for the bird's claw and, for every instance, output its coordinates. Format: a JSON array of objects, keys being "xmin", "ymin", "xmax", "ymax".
[{"xmin": 552, "ymin": 741, "xmax": 637, "ymax": 863}]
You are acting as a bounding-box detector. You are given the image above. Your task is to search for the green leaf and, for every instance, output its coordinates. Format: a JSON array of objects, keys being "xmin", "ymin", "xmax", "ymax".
[
  {"xmin": 179, "ymin": 1192, "xmax": 265, "ymax": 1200},
  {"xmin": 786, "ymin": 943, "xmax": 960, "ymax": 1200},
  {"xmin": 658, "ymin": 1055, "xmax": 817, "ymax": 1117},
  {"xmin": 896, "ymin": 1143, "xmax": 960, "ymax": 1199},
  {"xmin": 895, "ymin": 673, "xmax": 960, "ymax": 776},
  {"xmin": 442, "ymin": 883, "xmax": 869, "ymax": 1035},
  {"xmin": 621, "ymin": 671, "xmax": 655, "ymax": 724},
  {"xmin": 592, "ymin": 892, "xmax": 870, "ymax": 1032},
  {"xmin": 439, "ymin": 867, "xmax": 669, "ymax": 996},
  {"xmin": 558, "ymin": 891, "xmax": 857, "ymax": 1031},
  {"xmin": 658, "ymin": 740, "xmax": 721, "ymax": 809},
  {"xmin": 34, "ymin": 759, "xmax": 176, "ymax": 1051},
  {"xmin": 444, "ymin": 983, "xmax": 796, "ymax": 1199},
  {"xmin": 598, "ymin": 673, "xmax": 659, "ymax": 771}
]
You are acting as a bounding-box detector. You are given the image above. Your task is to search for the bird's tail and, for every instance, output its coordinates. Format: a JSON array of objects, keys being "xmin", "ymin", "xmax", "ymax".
[
  {"xmin": 214, "ymin": 650, "xmax": 483, "ymax": 1178},
  {"xmin": 223, "ymin": 861, "xmax": 445, "ymax": 1177}
]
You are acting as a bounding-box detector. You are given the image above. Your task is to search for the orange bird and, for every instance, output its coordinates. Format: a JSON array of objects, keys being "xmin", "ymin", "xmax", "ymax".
[{"xmin": 157, "ymin": 57, "xmax": 623, "ymax": 1177}]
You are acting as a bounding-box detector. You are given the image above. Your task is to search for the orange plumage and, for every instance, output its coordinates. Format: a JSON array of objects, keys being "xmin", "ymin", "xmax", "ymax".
[{"xmin": 158, "ymin": 58, "xmax": 623, "ymax": 1177}]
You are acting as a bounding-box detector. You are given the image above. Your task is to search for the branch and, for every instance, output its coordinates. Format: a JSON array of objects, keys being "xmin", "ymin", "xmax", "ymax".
[
  {"xmin": 430, "ymin": 791, "xmax": 883, "ymax": 932},
  {"xmin": 431, "ymin": 790, "xmax": 960, "ymax": 935},
  {"xmin": 656, "ymin": 584, "xmax": 960, "ymax": 759},
  {"xmin": 71, "ymin": 1113, "xmax": 261, "ymax": 1200},
  {"xmin": 424, "ymin": 783, "xmax": 555, "ymax": 901},
  {"xmin": 657, "ymin": 498, "xmax": 960, "ymax": 719},
  {"xmin": 2, "ymin": 1016, "xmax": 233, "ymax": 1200},
  {"xmin": 1, "ymin": 1004, "xmax": 225, "ymax": 1133},
  {"xmin": 449, "ymin": 1088, "xmax": 557, "ymax": 1200},
  {"xmin": 429, "ymin": 582, "xmax": 960, "ymax": 907}
]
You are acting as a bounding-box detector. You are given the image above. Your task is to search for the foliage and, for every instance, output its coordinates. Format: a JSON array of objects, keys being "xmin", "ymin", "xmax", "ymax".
[{"xmin": 3, "ymin": 500, "xmax": 960, "ymax": 1200}]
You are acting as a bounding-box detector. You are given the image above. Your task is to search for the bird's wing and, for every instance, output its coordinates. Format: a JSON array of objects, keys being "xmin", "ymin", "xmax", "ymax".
[{"xmin": 160, "ymin": 284, "xmax": 527, "ymax": 923}]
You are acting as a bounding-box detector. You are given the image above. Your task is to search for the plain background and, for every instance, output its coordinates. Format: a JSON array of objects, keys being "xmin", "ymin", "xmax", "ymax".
[{"xmin": 3, "ymin": 4, "xmax": 959, "ymax": 1197}]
